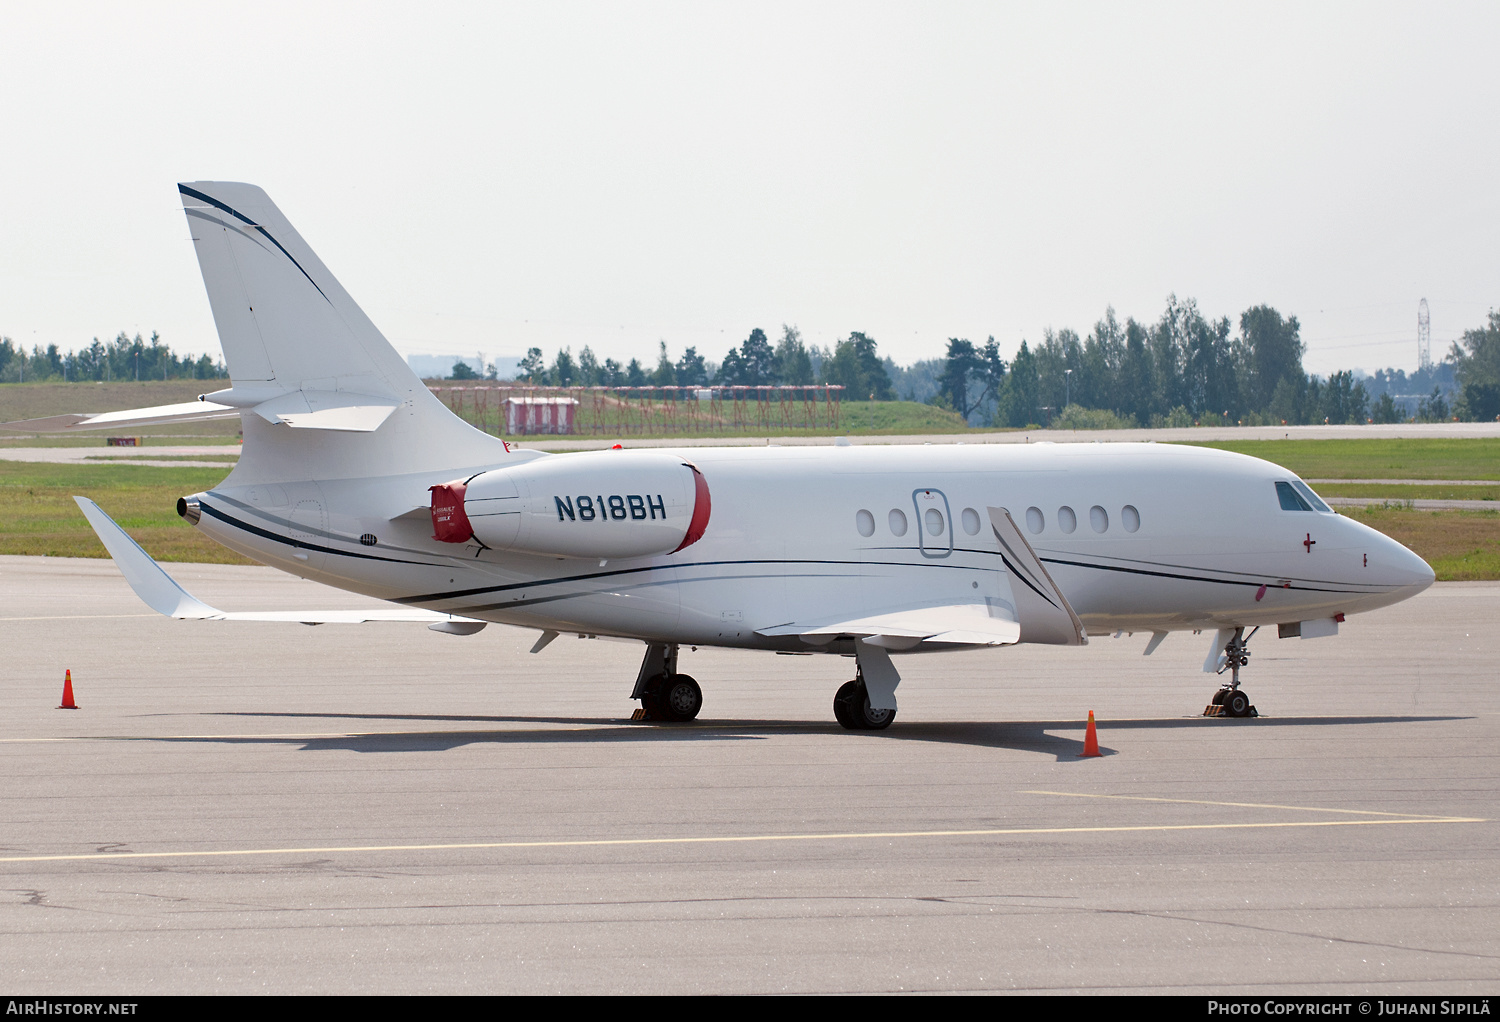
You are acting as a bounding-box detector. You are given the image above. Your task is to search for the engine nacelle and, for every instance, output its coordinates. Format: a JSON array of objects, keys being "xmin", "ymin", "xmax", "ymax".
[{"xmin": 430, "ymin": 450, "xmax": 710, "ymax": 559}]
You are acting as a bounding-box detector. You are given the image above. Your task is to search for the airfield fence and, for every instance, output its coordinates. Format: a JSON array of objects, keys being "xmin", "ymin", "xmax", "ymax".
[{"xmin": 429, "ymin": 385, "xmax": 844, "ymax": 436}]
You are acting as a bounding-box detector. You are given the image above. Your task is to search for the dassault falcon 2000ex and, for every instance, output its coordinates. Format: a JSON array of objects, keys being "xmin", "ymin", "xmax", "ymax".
[{"xmin": 41, "ymin": 183, "xmax": 1434, "ymax": 729}]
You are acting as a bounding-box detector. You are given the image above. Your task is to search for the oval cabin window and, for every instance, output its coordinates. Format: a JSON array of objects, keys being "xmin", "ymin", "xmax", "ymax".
[
  {"xmin": 1058, "ymin": 506, "xmax": 1077, "ymax": 534},
  {"xmin": 1122, "ymin": 505, "xmax": 1141, "ymax": 533},
  {"xmin": 1089, "ymin": 505, "xmax": 1108, "ymax": 533},
  {"xmin": 855, "ymin": 509, "xmax": 875, "ymax": 537},
  {"xmin": 961, "ymin": 507, "xmax": 981, "ymax": 536},
  {"xmin": 888, "ymin": 508, "xmax": 909, "ymax": 537},
  {"xmin": 925, "ymin": 508, "xmax": 945, "ymax": 537},
  {"xmin": 1026, "ymin": 507, "xmax": 1044, "ymax": 534}
]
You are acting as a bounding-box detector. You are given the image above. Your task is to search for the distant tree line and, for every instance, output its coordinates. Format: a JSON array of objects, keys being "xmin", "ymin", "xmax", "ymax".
[
  {"xmin": 482, "ymin": 296, "xmax": 1499, "ymax": 426},
  {"xmin": 493, "ymin": 325, "xmax": 897, "ymax": 401},
  {"xmin": 0, "ymin": 332, "xmax": 226, "ymax": 384}
]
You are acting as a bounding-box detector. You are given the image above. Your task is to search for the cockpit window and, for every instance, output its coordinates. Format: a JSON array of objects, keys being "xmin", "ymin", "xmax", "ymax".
[
  {"xmin": 1276, "ymin": 481, "xmax": 1312, "ymax": 511},
  {"xmin": 1276, "ymin": 480, "xmax": 1334, "ymax": 513},
  {"xmin": 1291, "ymin": 479, "xmax": 1333, "ymax": 513}
]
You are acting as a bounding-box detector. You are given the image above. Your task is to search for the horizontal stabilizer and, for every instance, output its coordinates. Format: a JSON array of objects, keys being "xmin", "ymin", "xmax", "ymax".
[
  {"xmin": 249, "ymin": 390, "xmax": 399, "ymax": 432},
  {"xmin": 74, "ymin": 496, "xmax": 482, "ymax": 627},
  {"xmin": 757, "ymin": 603, "xmax": 1020, "ymax": 650},
  {"xmin": 988, "ymin": 507, "xmax": 1087, "ymax": 646},
  {"xmin": 1, "ymin": 401, "xmax": 239, "ymax": 433}
]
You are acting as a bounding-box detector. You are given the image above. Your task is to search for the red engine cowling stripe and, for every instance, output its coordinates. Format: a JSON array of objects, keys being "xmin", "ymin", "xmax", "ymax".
[{"xmin": 672, "ymin": 464, "xmax": 711, "ymax": 553}]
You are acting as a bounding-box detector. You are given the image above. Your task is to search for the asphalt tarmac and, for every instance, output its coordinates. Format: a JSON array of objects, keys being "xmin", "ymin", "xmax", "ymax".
[{"xmin": 1, "ymin": 555, "xmax": 1496, "ymax": 994}]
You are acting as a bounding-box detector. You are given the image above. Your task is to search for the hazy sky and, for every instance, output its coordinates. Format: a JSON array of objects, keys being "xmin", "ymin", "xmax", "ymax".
[{"xmin": 2, "ymin": 2, "xmax": 1496, "ymax": 377}]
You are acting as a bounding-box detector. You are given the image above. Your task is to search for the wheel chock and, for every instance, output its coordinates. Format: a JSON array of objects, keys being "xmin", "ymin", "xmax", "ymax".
[
  {"xmin": 1203, "ymin": 703, "xmax": 1258, "ymax": 718},
  {"xmin": 631, "ymin": 707, "xmax": 648, "ymax": 721}
]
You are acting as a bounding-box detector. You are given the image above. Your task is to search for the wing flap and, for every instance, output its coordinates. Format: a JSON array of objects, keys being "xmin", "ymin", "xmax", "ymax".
[{"xmin": 757, "ymin": 604, "xmax": 1020, "ymax": 649}]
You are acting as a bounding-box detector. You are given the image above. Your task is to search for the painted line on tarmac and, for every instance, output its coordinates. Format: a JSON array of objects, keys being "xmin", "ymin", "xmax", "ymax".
[
  {"xmin": 0, "ymin": 816, "xmax": 1485, "ymax": 865},
  {"xmin": 1025, "ymin": 790, "xmax": 1476, "ymax": 821}
]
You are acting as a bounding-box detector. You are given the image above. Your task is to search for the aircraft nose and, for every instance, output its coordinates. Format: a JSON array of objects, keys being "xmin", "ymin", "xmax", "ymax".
[{"xmin": 1373, "ymin": 529, "xmax": 1436, "ymax": 594}]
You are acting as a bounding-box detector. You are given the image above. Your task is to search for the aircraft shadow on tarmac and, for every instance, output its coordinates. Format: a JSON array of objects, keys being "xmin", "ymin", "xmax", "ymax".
[{"xmin": 133, "ymin": 711, "xmax": 1471, "ymax": 761}]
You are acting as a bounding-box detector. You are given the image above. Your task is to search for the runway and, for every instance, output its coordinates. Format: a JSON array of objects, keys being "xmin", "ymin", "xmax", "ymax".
[{"xmin": 1, "ymin": 555, "xmax": 1496, "ymax": 994}]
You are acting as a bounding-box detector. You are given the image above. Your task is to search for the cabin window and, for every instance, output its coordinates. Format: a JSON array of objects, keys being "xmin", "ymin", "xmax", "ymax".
[
  {"xmin": 1276, "ymin": 481, "xmax": 1313, "ymax": 511},
  {"xmin": 961, "ymin": 507, "xmax": 981, "ymax": 536},
  {"xmin": 889, "ymin": 508, "xmax": 909, "ymax": 537},
  {"xmin": 1122, "ymin": 505, "xmax": 1140, "ymax": 533},
  {"xmin": 925, "ymin": 508, "xmax": 945, "ymax": 536},
  {"xmin": 1089, "ymin": 505, "xmax": 1108, "ymax": 533},
  {"xmin": 855, "ymin": 509, "xmax": 875, "ymax": 537},
  {"xmin": 1026, "ymin": 507, "xmax": 1044, "ymax": 534},
  {"xmin": 1058, "ymin": 506, "xmax": 1077, "ymax": 534}
]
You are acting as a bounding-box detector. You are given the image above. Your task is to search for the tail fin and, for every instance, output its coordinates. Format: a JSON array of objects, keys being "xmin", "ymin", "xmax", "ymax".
[{"xmin": 179, "ymin": 182, "xmax": 507, "ymax": 482}]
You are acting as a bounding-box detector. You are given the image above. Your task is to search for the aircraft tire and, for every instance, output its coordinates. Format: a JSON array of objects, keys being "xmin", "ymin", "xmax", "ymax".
[
  {"xmin": 656, "ymin": 674, "xmax": 702, "ymax": 722},
  {"xmin": 835, "ymin": 681, "xmax": 895, "ymax": 731},
  {"xmin": 833, "ymin": 681, "xmax": 861, "ymax": 729},
  {"xmin": 857, "ymin": 697, "xmax": 896, "ymax": 731},
  {"xmin": 1223, "ymin": 689, "xmax": 1252, "ymax": 718}
]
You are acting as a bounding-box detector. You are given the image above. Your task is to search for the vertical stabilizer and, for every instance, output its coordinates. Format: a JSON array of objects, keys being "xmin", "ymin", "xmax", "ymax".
[{"xmin": 178, "ymin": 182, "xmax": 508, "ymax": 482}]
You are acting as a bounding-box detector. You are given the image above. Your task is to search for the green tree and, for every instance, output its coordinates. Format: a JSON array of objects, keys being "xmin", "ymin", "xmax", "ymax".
[
  {"xmin": 1240, "ymin": 305, "xmax": 1305, "ymax": 412},
  {"xmin": 577, "ymin": 346, "xmax": 602, "ymax": 386},
  {"xmin": 518, "ymin": 347, "xmax": 546, "ymax": 383},
  {"xmin": 821, "ymin": 332, "xmax": 892, "ymax": 400},
  {"xmin": 998, "ymin": 341, "xmax": 1039, "ymax": 427},
  {"xmin": 676, "ymin": 346, "xmax": 708, "ymax": 387},
  {"xmin": 1450, "ymin": 310, "xmax": 1500, "ymax": 418},
  {"xmin": 775, "ymin": 325, "xmax": 814, "ymax": 385},
  {"xmin": 651, "ymin": 341, "xmax": 676, "ymax": 387},
  {"xmin": 940, "ymin": 338, "xmax": 984, "ymax": 419},
  {"xmin": 721, "ymin": 328, "xmax": 778, "ymax": 385},
  {"xmin": 552, "ymin": 348, "xmax": 577, "ymax": 386},
  {"xmin": 1370, "ymin": 392, "xmax": 1402, "ymax": 424},
  {"xmin": 449, "ymin": 360, "xmax": 480, "ymax": 380},
  {"xmin": 625, "ymin": 358, "xmax": 647, "ymax": 387},
  {"xmin": 1318, "ymin": 370, "xmax": 1369, "ymax": 424}
]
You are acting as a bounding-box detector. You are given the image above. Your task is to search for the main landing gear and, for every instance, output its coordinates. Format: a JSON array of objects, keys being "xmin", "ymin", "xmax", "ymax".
[
  {"xmin": 631, "ymin": 642, "xmax": 702, "ymax": 722},
  {"xmin": 834, "ymin": 668, "xmax": 897, "ymax": 731},
  {"xmin": 1205, "ymin": 625, "xmax": 1259, "ymax": 718}
]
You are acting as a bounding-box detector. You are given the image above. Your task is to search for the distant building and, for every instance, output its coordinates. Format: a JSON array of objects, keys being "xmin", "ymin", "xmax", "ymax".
[{"xmin": 406, "ymin": 354, "xmax": 524, "ymax": 380}]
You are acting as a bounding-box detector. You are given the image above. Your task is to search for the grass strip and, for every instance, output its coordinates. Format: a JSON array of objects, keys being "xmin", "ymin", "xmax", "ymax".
[
  {"xmin": 0, "ymin": 459, "xmax": 252, "ymax": 563},
  {"xmin": 1178, "ymin": 438, "xmax": 1500, "ymax": 481}
]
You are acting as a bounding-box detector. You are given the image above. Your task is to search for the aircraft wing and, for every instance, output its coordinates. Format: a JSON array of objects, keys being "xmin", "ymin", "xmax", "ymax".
[
  {"xmin": 756, "ymin": 604, "xmax": 1021, "ymax": 650},
  {"xmin": 0, "ymin": 401, "xmax": 240, "ymax": 433},
  {"xmin": 73, "ymin": 497, "xmax": 484, "ymax": 630}
]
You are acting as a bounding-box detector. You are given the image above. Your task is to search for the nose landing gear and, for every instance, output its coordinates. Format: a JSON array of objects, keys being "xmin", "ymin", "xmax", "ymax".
[{"xmin": 1205, "ymin": 626, "xmax": 1259, "ymax": 718}]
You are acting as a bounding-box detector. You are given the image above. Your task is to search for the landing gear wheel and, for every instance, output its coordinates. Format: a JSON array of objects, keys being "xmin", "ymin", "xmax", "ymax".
[
  {"xmin": 834, "ymin": 680, "xmax": 896, "ymax": 731},
  {"xmin": 833, "ymin": 681, "xmax": 860, "ymax": 729},
  {"xmin": 1210, "ymin": 689, "xmax": 1227, "ymax": 706},
  {"xmin": 1222, "ymin": 688, "xmax": 1253, "ymax": 718},
  {"xmin": 654, "ymin": 674, "xmax": 702, "ymax": 722}
]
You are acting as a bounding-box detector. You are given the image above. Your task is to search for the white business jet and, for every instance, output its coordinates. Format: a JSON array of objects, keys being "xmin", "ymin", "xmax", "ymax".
[{"xmin": 54, "ymin": 183, "xmax": 1434, "ymax": 729}]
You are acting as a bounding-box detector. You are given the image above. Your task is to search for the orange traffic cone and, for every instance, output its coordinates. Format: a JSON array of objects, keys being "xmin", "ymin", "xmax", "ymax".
[
  {"xmin": 1079, "ymin": 710, "xmax": 1101, "ymax": 757},
  {"xmin": 58, "ymin": 669, "xmax": 78, "ymax": 710}
]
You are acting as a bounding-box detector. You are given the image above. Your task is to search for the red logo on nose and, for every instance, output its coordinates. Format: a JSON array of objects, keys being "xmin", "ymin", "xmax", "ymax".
[{"xmin": 1303, "ymin": 533, "xmax": 1316, "ymax": 553}]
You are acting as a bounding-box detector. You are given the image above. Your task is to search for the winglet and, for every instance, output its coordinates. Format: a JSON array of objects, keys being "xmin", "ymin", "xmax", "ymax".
[
  {"xmin": 73, "ymin": 496, "xmax": 489, "ymax": 628},
  {"xmin": 987, "ymin": 507, "xmax": 1087, "ymax": 646},
  {"xmin": 73, "ymin": 497, "xmax": 219, "ymax": 618}
]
